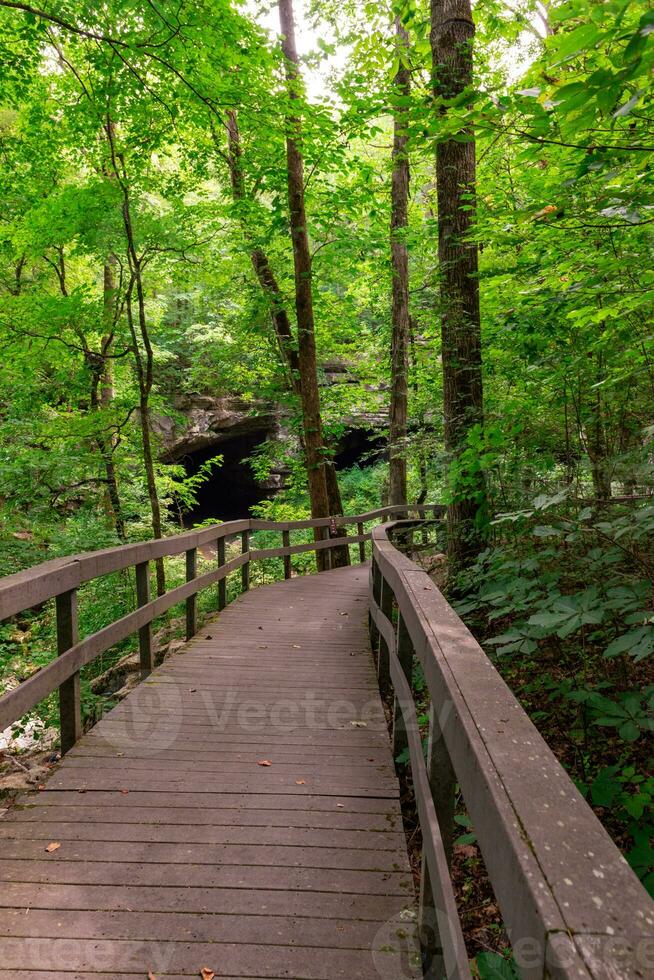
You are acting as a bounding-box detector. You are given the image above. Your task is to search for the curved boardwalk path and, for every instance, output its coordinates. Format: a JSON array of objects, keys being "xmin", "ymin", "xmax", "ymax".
[{"xmin": 0, "ymin": 565, "xmax": 419, "ymax": 979}]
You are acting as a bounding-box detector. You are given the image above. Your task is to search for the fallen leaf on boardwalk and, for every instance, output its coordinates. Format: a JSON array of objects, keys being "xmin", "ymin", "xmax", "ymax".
[
  {"xmin": 37, "ymin": 785, "xmax": 45, "ymax": 791},
  {"xmin": 257, "ymin": 760, "xmax": 272, "ymax": 767},
  {"xmin": 45, "ymin": 842, "xmax": 60, "ymax": 853},
  {"xmin": 292, "ymin": 644, "xmax": 301, "ymax": 649},
  {"xmin": 120, "ymin": 789, "xmax": 129, "ymax": 795},
  {"xmin": 189, "ymin": 688, "xmax": 197, "ymax": 692},
  {"xmin": 200, "ymin": 969, "xmax": 215, "ymax": 980},
  {"xmin": 295, "ymin": 779, "xmax": 306, "ymax": 785},
  {"xmin": 339, "ymin": 611, "xmax": 348, "ymax": 616},
  {"xmin": 350, "ymin": 720, "xmax": 367, "ymax": 727},
  {"xmin": 147, "ymin": 972, "xmax": 157, "ymax": 980},
  {"xmin": 337, "ymin": 803, "xmax": 344, "ymax": 808}
]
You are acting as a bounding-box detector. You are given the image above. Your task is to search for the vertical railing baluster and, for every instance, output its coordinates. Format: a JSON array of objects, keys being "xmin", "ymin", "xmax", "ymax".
[
  {"xmin": 377, "ymin": 576, "xmax": 393, "ymax": 697},
  {"xmin": 392, "ymin": 613, "xmax": 413, "ymax": 759},
  {"xmin": 419, "ymin": 700, "xmax": 456, "ymax": 977},
  {"xmin": 135, "ymin": 561, "xmax": 153, "ymax": 678},
  {"xmin": 217, "ymin": 537, "xmax": 226, "ymax": 611},
  {"xmin": 185, "ymin": 547, "xmax": 197, "ymax": 641},
  {"xmin": 322, "ymin": 525, "xmax": 332, "ymax": 571},
  {"xmin": 369, "ymin": 557, "xmax": 381, "ymax": 653},
  {"xmin": 357, "ymin": 522, "xmax": 365, "ymax": 563},
  {"xmin": 56, "ymin": 589, "xmax": 81, "ymax": 755},
  {"xmin": 241, "ymin": 529, "xmax": 250, "ymax": 592},
  {"xmin": 282, "ymin": 530, "xmax": 291, "ymax": 580}
]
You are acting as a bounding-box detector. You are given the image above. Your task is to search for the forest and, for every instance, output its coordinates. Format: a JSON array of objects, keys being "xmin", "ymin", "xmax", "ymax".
[{"xmin": 0, "ymin": 0, "xmax": 653, "ymax": 970}]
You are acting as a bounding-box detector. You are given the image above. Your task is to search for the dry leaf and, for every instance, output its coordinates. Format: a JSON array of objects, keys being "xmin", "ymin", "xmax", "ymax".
[
  {"xmin": 292, "ymin": 644, "xmax": 301, "ymax": 649},
  {"xmin": 257, "ymin": 760, "xmax": 272, "ymax": 767},
  {"xmin": 120, "ymin": 789, "xmax": 129, "ymax": 795},
  {"xmin": 336, "ymin": 803, "xmax": 344, "ymax": 808},
  {"xmin": 295, "ymin": 779, "xmax": 306, "ymax": 785},
  {"xmin": 148, "ymin": 972, "xmax": 157, "ymax": 980},
  {"xmin": 350, "ymin": 720, "xmax": 367, "ymax": 728},
  {"xmin": 45, "ymin": 842, "xmax": 60, "ymax": 853},
  {"xmin": 37, "ymin": 785, "xmax": 45, "ymax": 791},
  {"xmin": 200, "ymin": 969, "xmax": 215, "ymax": 980},
  {"xmin": 533, "ymin": 204, "xmax": 558, "ymax": 220}
]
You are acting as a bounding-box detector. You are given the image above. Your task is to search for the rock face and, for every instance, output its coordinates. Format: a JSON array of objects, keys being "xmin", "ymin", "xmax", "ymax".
[{"xmin": 155, "ymin": 395, "xmax": 282, "ymax": 462}]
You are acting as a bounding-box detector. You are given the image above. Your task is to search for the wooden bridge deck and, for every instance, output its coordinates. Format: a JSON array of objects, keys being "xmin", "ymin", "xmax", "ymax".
[{"xmin": 0, "ymin": 565, "xmax": 419, "ymax": 979}]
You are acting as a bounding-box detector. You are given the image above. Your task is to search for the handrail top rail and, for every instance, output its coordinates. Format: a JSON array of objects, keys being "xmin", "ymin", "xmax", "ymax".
[
  {"xmin": 370, "ymin": 521, "xmax": 654, "ymax": 977},
  {"xmin": 0, "ymin": 505, "xmax": 444, "ymax": 621}
]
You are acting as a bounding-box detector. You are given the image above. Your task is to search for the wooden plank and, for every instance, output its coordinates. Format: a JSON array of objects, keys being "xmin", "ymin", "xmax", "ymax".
[
  {"xmin": 0, "ymin": 859, "xmax": 413, "ymax": 894},
  {"xmin": 0, "ymin": 881, "xmax": 409, "ymax": 920},
  {"xmin": 0, "ymin": 937, "xmax": 420, "ymax": 979},
  {"xmin": 0, "ymin": 821, "xmax": 408, "ymax": 851},
  {"xmin": 5, "ymin": 805, "xmax": 402, "ymax": 832},
  {"xmin": 0, "ymin": 906, "xmax": 418, "ymax": 950}
]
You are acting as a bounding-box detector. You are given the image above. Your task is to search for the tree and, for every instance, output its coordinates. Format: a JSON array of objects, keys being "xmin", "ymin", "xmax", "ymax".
[
  {"xmin": 388, "ymin": 14, "xmax": 411, "ymax": 508},
  {"xmin": 430, "ymin": 0, "xmax": 486, "ymax": 562},
  {"xmin": 278, "ymin": 0, "xmax": 333, "ymax": 569}
]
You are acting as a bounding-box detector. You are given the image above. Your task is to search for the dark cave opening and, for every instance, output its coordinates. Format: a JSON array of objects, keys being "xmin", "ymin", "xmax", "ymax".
[
  {"xmin": 180, "ymin": 431, "xmax": 278, "ymax": 525},
  {"xmin": 333, "ymin": 428, "xmax": 386, "ymax": 471},
  {"xmin": 178, "ymin": 426, "xmax": 386, "ymax": 526}
]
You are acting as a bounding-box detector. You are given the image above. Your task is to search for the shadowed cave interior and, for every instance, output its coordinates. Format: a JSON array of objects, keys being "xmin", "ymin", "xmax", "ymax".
[{"xmin": 180, "ymin": 426, "xmax": 386, "ymax": 524}]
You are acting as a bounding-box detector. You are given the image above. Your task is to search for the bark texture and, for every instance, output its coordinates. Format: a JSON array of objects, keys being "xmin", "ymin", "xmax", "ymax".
[
  {"xmin": 431, "ymin": 0, "xmax": 486, "ymax": 562},
  {"xmin": 389, "ymin": 17, "xmax": 411, "ymax": 508},
  {"xmin": 279, "ymin": 0, "xmax": 332, "ymax": 569},
  {"xmin": 225, "ymin": 110, "xmax": 349, "ymax": 565}
]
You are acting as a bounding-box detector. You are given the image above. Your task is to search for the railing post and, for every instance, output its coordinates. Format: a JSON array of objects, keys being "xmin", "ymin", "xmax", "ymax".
[
  {"xmin": 392, "ymin": 613, "xmax": 413, "ymax": 759},
  {"xmin": 282, "ymin": 530, "xmax": 291, "ymax": 580},
  {"xmin": 369, "ymin": 557, "xmax": 381, "ymax": 652},
  {"xmin": 55, "ymin": 589, "xmax": 81, "ymax": 755},
  {"xmin": 322, "ymin": 525, "xmax": 332, "ymax": 571},
  {"xmin": 357, "ymin": 522, "xmax": 365, "ymax": 563},
  {"xmin": 241, "ymin": 529, "xmax": 250, "ymax": 592},
  {"xmin": 185, "ymin": 547, "xmax": 197, "ymax": 641},
  {"xmin": 419, "ymin": 700, "xmax": 456, "ymax": 978},
  {"xmin": 135, "ymin": 561, "xmax": 153, "ymax": 678},
  {"xmin": 378, "ymin": 576, "xmax": 393, "ymax": 698},
  {"xmin": 217, "ymin": 537, "xmax": 226, "ymax": 611}
]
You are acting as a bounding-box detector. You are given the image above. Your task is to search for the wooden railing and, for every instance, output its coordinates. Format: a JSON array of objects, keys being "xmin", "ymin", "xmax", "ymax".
[
  {"xmin": 369, "ymin": 521, "xmax": 654, "ymax": 980},
  {"xmin": 0, "ymin": 505, "xmax": 440, "ymax": 753}
]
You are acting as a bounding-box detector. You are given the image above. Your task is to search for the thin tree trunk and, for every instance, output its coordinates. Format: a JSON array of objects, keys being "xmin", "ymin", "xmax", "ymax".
[
  {"xmin": 105, "ymin": 119, "xmax": 165, "ymax": 592},
  {"xmin": 278, "ymin": 0, "xmax": 332, "ymax": 570},
  {"xmin": 97, "ymin": 256, "xmax": 126, "ymax": 540},
  {"xmin": 225, "ymin": 110, "xmax": 349, "ymax": 565},
  {"xmin": 125, "ymin": 281, "xmax": 166, "ymax": 595},
  {"xmin": 430, "ymin": 0, "xmax": 486, "ymax": 563},
  {"xmin": 389, "ymin": 17, "xmax": 411, "ymax": 508}
]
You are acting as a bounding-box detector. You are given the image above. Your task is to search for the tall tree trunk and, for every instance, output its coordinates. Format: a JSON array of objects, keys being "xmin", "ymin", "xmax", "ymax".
[
  {"xmin": 430, "ymin": 0, "xmax": 486, "ymax": 563},
  {"xmin": 389, "ymin": 17, "xmax": 411, "ymax": 509},
  {"xmin": 225, "ymin": 111, "xmax": 349, "ymax": 565},
  {"xmin": 278, "ymin": 0, "xmax": 332, "ymax": 570}
]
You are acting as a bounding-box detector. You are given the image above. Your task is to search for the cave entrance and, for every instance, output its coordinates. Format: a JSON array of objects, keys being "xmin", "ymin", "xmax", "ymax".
[
  {"xmin": 334, "ymin": 428, "xmax": 386, "ymax": 470},
  {"xmin": 180, "ymin": 431, "xmax": 277, "ymax": 525}
]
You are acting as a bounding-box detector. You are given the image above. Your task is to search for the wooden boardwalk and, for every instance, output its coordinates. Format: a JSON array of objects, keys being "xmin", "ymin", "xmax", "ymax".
[{"xmin": 0, "ymin": 565, "xmax": 419, "ymax": 979}]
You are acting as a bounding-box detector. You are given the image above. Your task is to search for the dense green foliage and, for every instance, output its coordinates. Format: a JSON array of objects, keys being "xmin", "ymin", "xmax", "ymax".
[{"xmin": 0, "ymin": 0, "xmax": 652, "ymax": 948}]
